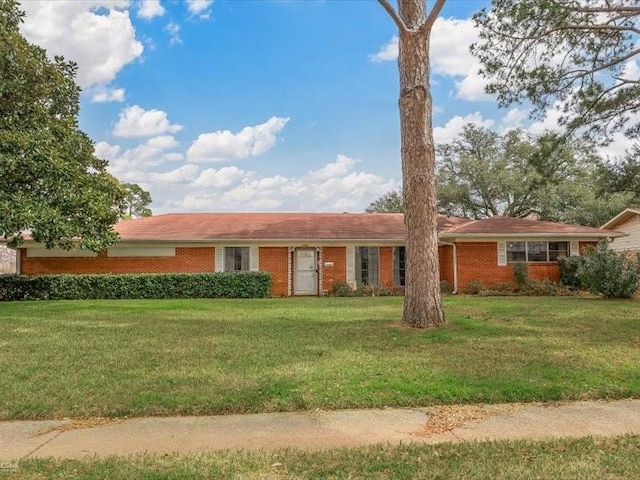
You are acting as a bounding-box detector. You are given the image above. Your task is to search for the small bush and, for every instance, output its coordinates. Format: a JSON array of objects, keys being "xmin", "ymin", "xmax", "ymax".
[
  {"xmin": 521, "ymin": 279, "xmax": 559, "ymax": 296},
  {"xmin": 578, "ymin": 242, "xmax": 640, "ymax": 299},
  {"xmin": 464, "ymin": 279, "xmax": 485, "ymax": 295},
  {"xmin": 513, "ymin": 262, "xmax": 529, "ymax": 289},
  {"xmin": 440, "ymin": 280, "xmax": 452, "ymax": 294},
  {"xmin": 558, "ymin": 256, "xmax": 586, "ymax": 290},
  {"xmin": 487, "ymin": 282, "xmax": 514, "ymax": 295},
  {"xmin": 332, "ymin": 281, "xmax": 353, "ymax": 297},
  {"xmin": 0, "ymin": 272, "xmax": 272, "ymax": 301}
]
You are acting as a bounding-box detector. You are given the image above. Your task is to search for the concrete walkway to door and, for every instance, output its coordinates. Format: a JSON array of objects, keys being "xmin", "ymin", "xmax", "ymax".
[{"xmin": 1, "ymin": 399, "xmax": 639, "ymax": 461}]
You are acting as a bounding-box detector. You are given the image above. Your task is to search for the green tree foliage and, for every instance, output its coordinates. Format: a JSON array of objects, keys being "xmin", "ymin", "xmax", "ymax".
[
  {"xmin": 0, "ymin": 1, "xmax": 124, "ymax": 250},
  {"xmin": 578, "ymin": 242, "xmax": 640, "ymax": 299},
  {"xmin": 598, "ymin": 145, "xmax": 640, "ymax": 204},
  {"xmin": 121, "ymin": 183, "xmax": 153, "ymax": 218},
  {"xmin": 436, "ymin": 125, "xmax": 631, "ymax": 226},
  {"xmin": 472, "ymin": 1, "xmax": 640, "ymax": 142},
  {"xmin": 365, "ymin": 190, "xmax": 403, "ymax": 213}
]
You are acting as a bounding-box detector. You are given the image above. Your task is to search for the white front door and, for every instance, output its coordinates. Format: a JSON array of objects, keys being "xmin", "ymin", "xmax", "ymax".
[{"xmin": 295, "ymin": 248, "xmax": 317, "ymax": 295}]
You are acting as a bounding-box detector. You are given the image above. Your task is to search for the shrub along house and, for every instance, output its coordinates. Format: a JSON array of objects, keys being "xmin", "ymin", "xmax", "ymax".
[{"xmin": 14, "ymin": 212, "xmax": 624, "ymax": 295}]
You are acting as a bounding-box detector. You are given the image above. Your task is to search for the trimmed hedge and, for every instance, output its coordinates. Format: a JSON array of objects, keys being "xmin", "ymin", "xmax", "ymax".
[{"xmin": 0, "ymin": 272, "xmax": 272, "ymax": 301}]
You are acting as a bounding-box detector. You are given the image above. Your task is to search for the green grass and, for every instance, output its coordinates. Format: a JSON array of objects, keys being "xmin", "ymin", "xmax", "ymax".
[
  {"xmin": 2, "ymin": 435, "xmax": 640, "ymax": 479},
  {"xmin": 0, "ymin": 296, "xmax": 639, "ymax": 420}
]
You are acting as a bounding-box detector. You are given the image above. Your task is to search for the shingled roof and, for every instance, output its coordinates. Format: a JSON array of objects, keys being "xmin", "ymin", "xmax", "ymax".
[
  {"xmin": 115, "ymin": 213, "xmax": 471, "ymax": 242},
  {"xmin": 439, "ymin": 215, "xmax": 624, "ymax": 238},
  {"xmin": 113, "ymin": 213, "xmax": 620, "ymax": 242}
]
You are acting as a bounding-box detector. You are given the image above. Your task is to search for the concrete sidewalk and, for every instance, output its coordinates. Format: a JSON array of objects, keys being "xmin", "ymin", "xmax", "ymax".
[{"xmin": 1, "ymin": 399, "xmax": 639, "ymax": 460}]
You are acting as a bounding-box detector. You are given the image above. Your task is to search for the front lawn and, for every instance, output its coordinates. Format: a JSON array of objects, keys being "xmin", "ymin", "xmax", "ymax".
[
  {"xmin": 0, "ymin": 296, "xmax": 638, "ymax": 420},
  {"xmin": 4, "ymin": 435, "xmax": 640, "ymax": 479}
]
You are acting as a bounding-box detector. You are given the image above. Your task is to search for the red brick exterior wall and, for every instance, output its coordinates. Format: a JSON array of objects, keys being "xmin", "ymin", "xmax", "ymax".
[
  {"xmin": 21, "ymin": 240, "xmax": 590, "ymax": 296},
  {"xmin": 454, "ymin": 242, "xmax": 597, "ymax": 292},
  {"xmin": 258, "ymin": 247, "xmax": 289, "ymax": 297},
  {"xmin": 438, "ymin": 245, "xmax": 454, "ymax": 286},
  {"xmin": 322, "ymin": 247, "xmax": 346, "ymax": 292},
  {"xmin": 20, "ymin": 247, "xmax": 214, "ymax": 276}
]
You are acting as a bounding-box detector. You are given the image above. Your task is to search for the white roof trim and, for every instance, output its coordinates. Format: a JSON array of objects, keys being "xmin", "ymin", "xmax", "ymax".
[{"xmin": 601, "ymin": 207, "xmax": 640, "ymax": 230}]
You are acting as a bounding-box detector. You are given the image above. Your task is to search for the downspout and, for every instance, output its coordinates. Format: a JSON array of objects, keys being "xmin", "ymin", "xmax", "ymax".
[{"xmin": 439, "ymin": 241, "xmax": 458, "ymax": 294}]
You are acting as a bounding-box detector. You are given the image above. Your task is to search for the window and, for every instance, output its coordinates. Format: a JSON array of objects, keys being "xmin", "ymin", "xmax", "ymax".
[
  {"xmin": 356, "ymin": 247, "xmax": 379, "ymax": 286},
  {"xmin": 548, "ymin": 242, "xmax": 569, "ymax": 261},
  {"xmin": 506, "ymin": 241, "xmax": 569, "ymax": 263},
  {"xmin": 393, "ymin": 246, "xmax": 406, "ymax": 287},
  {"xmin": 225, "ymin": 247, "xmax": 250, "ymax": 272}
]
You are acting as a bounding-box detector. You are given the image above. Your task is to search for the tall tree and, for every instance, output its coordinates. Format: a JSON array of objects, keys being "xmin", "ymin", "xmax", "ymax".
[
  {"xmin": 437, "ymin": 126, "xmax": 541, "ymax": 218},
  {"xmin": 121, "ymin": 183, "xmax": 153, "ymax": 219},
  {"xmin": 378, "ymin": 0, "xmax": 446, "ymax": 328},
  {"xmin": 365, "ymin": 190, "xmax": 403, "ymax": 213},
  {"xmin": 436, "ymin": 125, "xmax": 630, "ymax": 227},
  {"xmin": 598, "ymin": 144, "xmax": 640, "ymax": 202},
  {"xmin": 472, "ymin": 1, "xmax": 640, "ymax": 143},
  {"xmin": 0, "ymin": 0, "xmax": 124, "ymax": 250}
]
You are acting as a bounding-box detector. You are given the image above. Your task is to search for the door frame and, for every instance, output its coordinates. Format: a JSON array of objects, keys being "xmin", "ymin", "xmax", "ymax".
[{"xmin": 294, "ymin": 248, "xmax": 318, "ymax": 295}]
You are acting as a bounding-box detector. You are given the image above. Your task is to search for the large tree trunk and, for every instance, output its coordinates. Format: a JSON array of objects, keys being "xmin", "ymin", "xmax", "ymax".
[{"xmin": 397, "ymin": 0, "xmax": 444, "ymax": 327}]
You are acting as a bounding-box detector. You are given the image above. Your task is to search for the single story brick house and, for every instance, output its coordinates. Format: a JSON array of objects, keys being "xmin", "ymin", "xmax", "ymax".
[
  {"xmin": 602, "ymin": 207, "xmax": 640, "ymax": 254},
  {"xmin": 13, "ymin": 213, "xmax": 624, "ymax": 295}
]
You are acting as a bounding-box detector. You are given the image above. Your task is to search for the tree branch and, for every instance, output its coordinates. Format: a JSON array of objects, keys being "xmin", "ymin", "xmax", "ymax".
[
  {"xmin": 564, "ymin": 5, "xmax": 640, "ymax": 15},
  {"xmin": 377, "ymin": 0, "xmax": 409, "ymax": 35},
  {"xmin": 421, "ymin": 0, "xmax": 446, "ymax": 36}
]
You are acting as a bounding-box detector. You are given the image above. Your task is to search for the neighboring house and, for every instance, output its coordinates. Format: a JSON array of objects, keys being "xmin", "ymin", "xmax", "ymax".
[
  {"xmin": 13, "ymin": 213, "xmax": 623, "ymax": 295},
  {"xmin": 602, "ymin": 207, "xmax": 640, "ymax": 254}
]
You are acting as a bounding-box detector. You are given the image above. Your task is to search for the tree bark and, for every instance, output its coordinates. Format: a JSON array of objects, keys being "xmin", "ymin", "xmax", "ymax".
[{"xmin": 396, "ymin": 0, "xmax": 445, "ymax": 327}]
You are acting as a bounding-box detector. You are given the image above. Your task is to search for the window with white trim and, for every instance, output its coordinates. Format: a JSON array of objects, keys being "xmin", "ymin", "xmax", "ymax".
[
  {"xmin": 356, "ymin": 247, "xmax": 379, "ymax": 286},
  {"xmin": 225, "ymin": 247, "xmax": 250, "ymax": 272},
  {"xmin": 506, "ymin": 241, "xmax": 569, "ymax": 263},
  {"xmin": 393, "ymin": 246, "xmax": 406, "ymax": 287}
]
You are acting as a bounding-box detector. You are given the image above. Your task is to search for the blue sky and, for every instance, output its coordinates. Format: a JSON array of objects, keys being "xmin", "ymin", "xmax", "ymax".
[{"xmin": 18, "ymin": 0, "xmax": 633, "ymax": 214}]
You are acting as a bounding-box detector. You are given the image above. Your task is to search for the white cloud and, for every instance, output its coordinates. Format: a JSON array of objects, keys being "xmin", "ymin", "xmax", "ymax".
[
  {"xmin": 100, "ymin": 134, "xmax": 183, "ymax": 181},
  {"xmin": 91, "ymin": 87, "xmax": 126, "ymax": 103},
  {"xmin": 455, "ymin": 65, "xmax": 491, "ymax": 101},
  {"xmin": 369, "ymin": 18, "xmax": 492, "ymax": 102},
  {"xmin": 369, "ymin": 36, "xmax": 398, "ymax": 63},
  {"xmin": 149, "ymin": 164, "xmax": 199, "ymax": 183},
  {"xmin": 164, "ymin": 152, "xmax": 185, "ymax": 162},
  {"xmin": 308, "ymin": 154, "xmax": 356, "ymax": 181},
  {"xmin": 95, "ymin": 141, "xmax": 121, "ymax": 160},
  {"xmin": 370, "ymin": 17, "xmax": 478, "ymax": 74},
  {"xmin": 186, "ymin": 0, "xmax": 213, "ymax": 18},
  {"xmin": 193, "ymin": 166, "xmax": 248, "ymax": 188},
  {"xmin": 146, "ymin": 135, "xmax": 179, "ymax": 150},
  {"xmin": 173, "ymin": 154, "xmax": 397, "ymax": 213},
  {"xmin": 187, "ymin": 116, "xmax": 290, "ymax": 162},
  {"xmin": 499, "ymin": 108, "xmax": 527, "ymax": 132},
  {"xmin": 431, "ymin": 18, "xmax": 478, "ymax": 77},
  {"xmin": 526, "ymin": 105, "xmax": 564, "ymax": 137},
  {"xmin": 138, "ymin": 0, "xmax": 165, "ymax": 19},
  {"xmin": 622, "ymin": 60, "xmax": 640, "ymax": 82},
  {"xmin": 113, "ymin": 105, "xmax": 183, "ymax": 137},
  {"xmin": 434, "ymin": 112, "xmax": 494, "ymax": 144},
  {"xmin": 20, "ymin": 1, "xmax": 143, "ymax": 87},
  {"xmin": 164, "ymin": 22, "xmax": 182, "ymax": 46}
]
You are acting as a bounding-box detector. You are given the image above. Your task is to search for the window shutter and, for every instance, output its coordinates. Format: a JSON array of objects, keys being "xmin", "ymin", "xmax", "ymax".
[
  {"xmin": 497, "ymin": 242, "xmax": 507, "ymax": 266},
  {"xmin": 570, "ymin": 241, "xmax": 579, "ymax": 257},
  {"xmin": 215, "ymin": 246, "xmax": 224, "ymax": 272},
  {"xmin": 250, "ymin": 246, "xmax": 259, "ymax": 271},
  {"xmin": 346, "ymin": 246, "xmax": 355, "ymax": 287}
]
